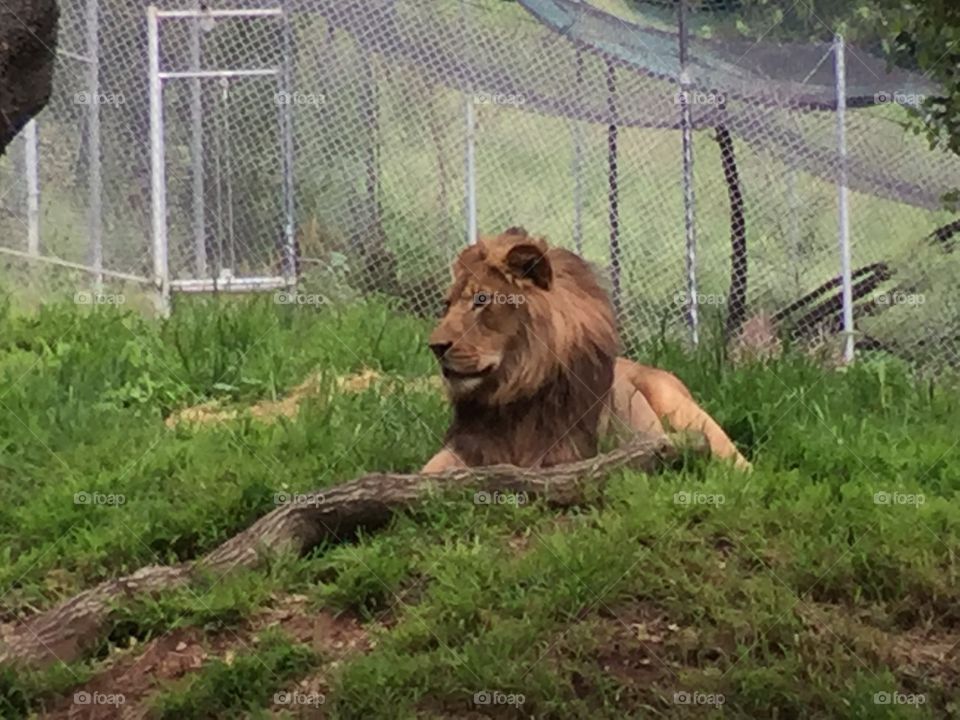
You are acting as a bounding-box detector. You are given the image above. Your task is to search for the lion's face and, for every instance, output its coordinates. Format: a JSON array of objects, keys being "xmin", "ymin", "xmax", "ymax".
[
  {"xmin": 428, "ymin": 227, "xmax": 619, "ymax": 466},
  {"xmin": 428, "ymin": 230, "xmax": 553, "ymax": 401}
]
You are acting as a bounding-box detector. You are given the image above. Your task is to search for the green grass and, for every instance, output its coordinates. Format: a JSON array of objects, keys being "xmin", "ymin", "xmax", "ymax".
[
  {"xmin": 1, "ymin": 294, "xmax": 959, "ymax": 718},
  {"xmin": 0, "ymin": 294, "xmax": 440, "ymax": 611}
]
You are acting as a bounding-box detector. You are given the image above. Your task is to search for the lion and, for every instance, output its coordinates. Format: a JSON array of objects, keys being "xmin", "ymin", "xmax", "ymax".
[{"xmin": 422, "ymin": 228, "xmax": 751, "ymax": 473}]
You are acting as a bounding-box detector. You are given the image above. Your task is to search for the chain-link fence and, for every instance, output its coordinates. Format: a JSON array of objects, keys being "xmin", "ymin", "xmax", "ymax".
[{"xmin": 1, "ymin": 0, "xmax": 959, "ymax": 366}]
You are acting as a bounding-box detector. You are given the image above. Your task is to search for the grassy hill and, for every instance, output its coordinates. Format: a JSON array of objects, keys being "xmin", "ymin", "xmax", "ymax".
[{"xmin": 0, "ymin": 294, "xmax": 958, "ymax": 718}]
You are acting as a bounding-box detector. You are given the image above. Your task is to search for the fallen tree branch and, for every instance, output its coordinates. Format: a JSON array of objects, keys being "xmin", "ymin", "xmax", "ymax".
[{"xmin": 1, "ymin": 433, "xmax": 690, "ymax": 668}]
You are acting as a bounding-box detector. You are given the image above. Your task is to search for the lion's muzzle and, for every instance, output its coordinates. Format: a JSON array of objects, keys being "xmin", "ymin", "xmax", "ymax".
[{"xmin": 427, "ymin": 338, "xmax": 500, "ymax": 393}]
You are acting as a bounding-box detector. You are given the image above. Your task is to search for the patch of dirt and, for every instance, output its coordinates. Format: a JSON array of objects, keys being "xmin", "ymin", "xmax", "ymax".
[
  {"xmin": 588, "ymin": 601, "xmax": 699, "ymax": 690},
  {"xmin": 545, "ymin": 600, "xmax": 739, "ymax": 716},
  {"xmin": 37, "ymin": 596, "xmax": 371, "ymax": 720},
  {"xmin": 165, "ymin": 370, "xmax": 441, "ymax": 428},
  {"xmin": 256, "ymin": 595, "xmax": 372, "ymax": 720},
  {"xmin": 413, "ymin": 603, "xmax": 702, "ymax": 719},
  {"xmin": 37, "ymin": 626, "xmax": 229, "ymax": 719},
  {"xmin": 252, "ymin": 594, "xmax": 371, "ymax": 656},
  {"xmin": 583, "ymin": 601, "xmax": 959, "ymax": 695},
  {"xmin": 797, "ymin": 603, "xmax": 960, "ymax": 688},
  {"xmin": 164, "ymin": 399, "xmax": 238, "ymax": 428}
]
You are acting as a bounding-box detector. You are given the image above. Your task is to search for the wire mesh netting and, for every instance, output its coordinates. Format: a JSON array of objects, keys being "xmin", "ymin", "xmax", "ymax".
[{"xmin": 1, "ymin": 0, "xmax": 959, "ymax": 367}]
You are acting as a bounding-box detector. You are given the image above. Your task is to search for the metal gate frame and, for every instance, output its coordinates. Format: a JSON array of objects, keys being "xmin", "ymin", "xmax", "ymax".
[{"xmin": 146, "ymin": 5, "xmax": 296, "ymax": 315}]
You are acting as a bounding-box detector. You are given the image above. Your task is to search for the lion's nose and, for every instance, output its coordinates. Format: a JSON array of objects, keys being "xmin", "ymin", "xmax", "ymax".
[{"xmin": 429, "ymin": 341, "xmax": 452, "ymax": 359}]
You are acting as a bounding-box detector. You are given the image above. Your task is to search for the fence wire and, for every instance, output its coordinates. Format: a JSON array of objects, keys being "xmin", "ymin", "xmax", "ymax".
[{"xmin": 1, "ymin": 0, "xmax": 959, "ymax": 368}]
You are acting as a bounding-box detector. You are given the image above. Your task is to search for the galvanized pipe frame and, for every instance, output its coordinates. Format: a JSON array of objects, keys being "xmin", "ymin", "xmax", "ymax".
[{"xmin": 146, "ymin": 4, "xmax": 297, "ymax": 316}]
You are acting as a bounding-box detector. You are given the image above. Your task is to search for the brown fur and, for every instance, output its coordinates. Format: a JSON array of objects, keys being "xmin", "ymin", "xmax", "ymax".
[
  {"xmin": 425, "ymin": 228, "xmax": 618, "ymax": 468},
  {"xmin": 422, "ymin": 228, "xmax": 750, "ymax": 473}
]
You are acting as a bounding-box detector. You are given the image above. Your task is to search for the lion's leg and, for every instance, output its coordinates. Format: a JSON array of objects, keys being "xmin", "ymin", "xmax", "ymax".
[
  {"xmin": 615, "ymin": 358, "xmax": 751, "ymax": 470},
  {"xmin": 606, "ymin": 371, "xmax": 667, "ymax": 439},
  {"xmin": 422, "ymin": 448, "xmax": 466, "ymax": 474}
]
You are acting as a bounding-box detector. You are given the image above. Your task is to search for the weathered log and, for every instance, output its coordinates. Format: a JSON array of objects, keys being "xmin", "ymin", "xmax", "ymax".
[{"xmin": 1, "ymin": 433, "xmax": 688, "ymax": 668}]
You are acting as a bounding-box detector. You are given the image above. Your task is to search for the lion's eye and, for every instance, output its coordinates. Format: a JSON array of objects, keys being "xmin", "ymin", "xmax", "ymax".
[{"xmin": 473, "ymin": 292, "xmax": 491, "ymax": 309}]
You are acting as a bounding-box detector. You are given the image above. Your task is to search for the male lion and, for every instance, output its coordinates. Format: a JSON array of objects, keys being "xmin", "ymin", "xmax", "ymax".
[{"xmin": 422, "ymin": 228, "xmax": 750, "ymax": 473}]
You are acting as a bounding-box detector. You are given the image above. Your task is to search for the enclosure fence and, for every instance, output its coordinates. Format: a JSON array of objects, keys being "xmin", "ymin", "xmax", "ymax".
[{"xmin": 2, "ymin": 0, "xmax": 960, "ymax": 367}]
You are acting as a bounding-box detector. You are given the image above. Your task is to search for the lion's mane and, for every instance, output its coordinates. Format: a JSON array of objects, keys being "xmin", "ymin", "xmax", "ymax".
[{"xmin": 443, "ymin": 229, "xmax": 619, "ymax": 467}]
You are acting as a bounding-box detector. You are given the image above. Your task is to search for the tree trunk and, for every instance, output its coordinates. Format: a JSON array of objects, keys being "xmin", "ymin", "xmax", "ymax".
[
  {"xmin": 1, "ymin": 433, "xmax": 690, "ymax": 668},
  {"xmin": 0, "ymin": 0, "xmax": 59, "ymax": 154}
]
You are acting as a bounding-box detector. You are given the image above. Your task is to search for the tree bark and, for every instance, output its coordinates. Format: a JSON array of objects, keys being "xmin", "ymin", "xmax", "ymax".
[
  {"xmin": 0, "ymin": 0, "xmax": 59, "ymax": 154},
  {"xmin": 1, "ymin": 433, "xmax": 689, "ymax": 668}
]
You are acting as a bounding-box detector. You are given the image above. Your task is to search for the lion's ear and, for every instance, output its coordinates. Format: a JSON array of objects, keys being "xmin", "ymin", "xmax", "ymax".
[{"xmin": 504, "ymin": 242, "xmax": 552, "ymax": 290}]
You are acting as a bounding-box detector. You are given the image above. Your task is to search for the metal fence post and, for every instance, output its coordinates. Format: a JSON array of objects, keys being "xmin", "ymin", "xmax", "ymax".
[
  {"xmin": 834, "ymin": 34, "xmax": 854, "ymax": 363},
  {"xmin": 679, "ymin": 0, "xmax": 698, "ymax": 345},
  {"xmin": 571, "ymin": 48, "xmax": 584, "ymax": 255},
  {"xmin": 464, "ymin": 94, "xmax": 477, "ymax": 246},
  {"xmin": 24, "ymin": 120, "xmax": 40, "ymax": 256},
  {"xmin": 280, "ymin": 0, "xmax": 297, "ymax": 282},
  {"xmin": 786, "ymin": 161, "xmax": 801, "ymax": 293},
  {"xmin": 458, "ymin": 0, "xmax": 477, "ymax": 247},
  {"xmin": 85, "ymin": 0, "xmax": 103, "ymax": 290},
  {"xmin": 606, "ymin": 59, "xmax": 621, "ymax": 316},
  {"xmin": 148, "ymin": 5, "xmax": 170, "ymax": 315},
  {"xmin": 189, "ymin": 2, "xmax": 207, "ymax": 278}
]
